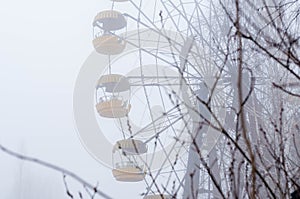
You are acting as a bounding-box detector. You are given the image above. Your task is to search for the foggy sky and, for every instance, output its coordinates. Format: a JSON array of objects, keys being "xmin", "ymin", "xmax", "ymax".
[{"xmin": 0, "ymin": 0, "xmax": 146, "ymax": 198}]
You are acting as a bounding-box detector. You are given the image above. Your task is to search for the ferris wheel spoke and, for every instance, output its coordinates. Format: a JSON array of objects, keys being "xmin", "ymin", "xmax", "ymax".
[
  {"xmin": 131, "ymin": 103, "xmax": 185, "ymax": 137},
  {"xmin": 137, "ymin": 84, "xmax": 158, "ymax": 127},
  {"xmin": 146, "ymin": 136, "xmax": 186, "ymax": 194}
]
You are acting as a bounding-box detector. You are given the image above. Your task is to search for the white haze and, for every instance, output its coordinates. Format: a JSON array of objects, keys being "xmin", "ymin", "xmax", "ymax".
[{"xmin": 0, "ymin": 0, "xmax": 146, "ymax": 198}]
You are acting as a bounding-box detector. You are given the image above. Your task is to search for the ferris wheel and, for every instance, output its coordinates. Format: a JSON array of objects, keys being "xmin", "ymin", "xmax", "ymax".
[
  {"xmin": 72, "ymin": 0, "xmax": 294, "ymax": 198},
  {"xmin": 72, "ymin": 0, "xmax": 233, "ymax": 198}
]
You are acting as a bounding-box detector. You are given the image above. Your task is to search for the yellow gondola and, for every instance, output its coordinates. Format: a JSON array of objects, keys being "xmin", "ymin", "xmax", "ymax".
[
  {"xmin": 92, "ymin": 10, "xmax": 127, "ymax": 55},
  {"xmin": 112, "ymin": 139, "xmax": 147, "ymax": 182},
  {"xmin": 95, "ymin": 74, "xmax": 131, "ymax": 118}
]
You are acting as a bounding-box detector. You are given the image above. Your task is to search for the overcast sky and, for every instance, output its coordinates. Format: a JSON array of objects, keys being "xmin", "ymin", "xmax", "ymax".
[{"xmin": 0, "ymin": 0, "xmax": 148, "ymax": 198}]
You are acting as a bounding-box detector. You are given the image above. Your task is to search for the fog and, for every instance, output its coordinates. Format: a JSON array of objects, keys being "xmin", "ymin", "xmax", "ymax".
[{"xmin": 0, "ymin": 0, "xmax": 146, "ymax": 198}]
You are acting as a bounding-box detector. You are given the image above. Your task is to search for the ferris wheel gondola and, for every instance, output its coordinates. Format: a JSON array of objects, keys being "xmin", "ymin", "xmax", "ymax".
[
  {"xmin": 112, "ymin": 139, "xmax": 147, "ymax": 182},
  {"xmin": 92, "ymin": 10, "xmax": 127, "ymax": 55},
  {"xmin": 95, "ymin": 74, "xmax": 131, "ymax": 118}
]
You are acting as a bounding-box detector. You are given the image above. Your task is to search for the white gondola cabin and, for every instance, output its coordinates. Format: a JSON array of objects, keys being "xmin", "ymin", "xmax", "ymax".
[
  {"xmin": 96, "ymin": 74, "xmax": 131, "ymax": 118},
  {"xmin": 92, "ymin": 10, "xmax": 127, "ymax": 55},
  {"xmin": 112, "ymin": 139, "xmax": 147, "ymax": 182}
]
